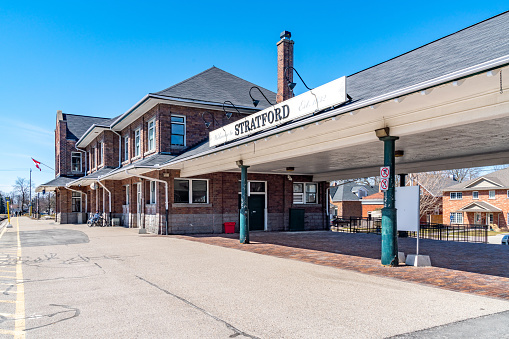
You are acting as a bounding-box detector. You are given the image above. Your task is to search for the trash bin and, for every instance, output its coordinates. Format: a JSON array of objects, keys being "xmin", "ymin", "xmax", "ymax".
[{"xmin": 224, "ymin": 222, "xmax": 236, "ymax": 234}]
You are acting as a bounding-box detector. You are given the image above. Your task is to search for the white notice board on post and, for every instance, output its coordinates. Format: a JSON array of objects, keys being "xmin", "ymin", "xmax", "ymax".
[{"xmin": 395, "ymin": 186, "xmax": 420, "ymax": 232}]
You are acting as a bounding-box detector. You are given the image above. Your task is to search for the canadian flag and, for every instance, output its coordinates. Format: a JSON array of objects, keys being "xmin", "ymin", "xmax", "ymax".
[{"xmin": 32, "ymin": 158, "xmax": 41, "ymax": 171}]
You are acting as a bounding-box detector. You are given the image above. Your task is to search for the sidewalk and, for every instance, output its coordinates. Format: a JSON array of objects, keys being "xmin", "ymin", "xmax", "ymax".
[{"xmin": 174, "ymin": 231, "xmax": 509, "ymax": 300}]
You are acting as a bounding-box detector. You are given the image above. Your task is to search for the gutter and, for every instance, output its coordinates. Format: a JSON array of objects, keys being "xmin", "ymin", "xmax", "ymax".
[
  {"xmin": 125, "ymin": 169, "xmax": 169, "ymax": 236},
  {"xmin": 158, "ymin": 54, "xmax": 509, "ymax": 169}
]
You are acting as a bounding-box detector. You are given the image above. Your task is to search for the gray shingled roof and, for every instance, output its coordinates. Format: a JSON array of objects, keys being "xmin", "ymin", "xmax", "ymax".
[
  {"xmin": 444, "ymin": 167, "xmax": 509, "ymax": 191},
  {"xmin": 132, "ymin": 153, "xmax": 176, "ymax": 167},
  {"xmin": 457, "ymin": 201, "xmax": 502, "ymax": 212},
  {"xmin": 329, "ymin": 182, "xmax": 378, "ymax": 202},
  {"xmin": 64, "ymin": 114, "xmax": 115, "ymax": 140},
  {"xmin": 38, "ymin": 176, "xmax": 80, "ymax": 188},
  {"xmin": 346, "ymin": 11, "xmax": 509, "ymax": 105},
  {"xmin": 153, "ymin": 67, "xmax": 276, "ymax": 110},
  {"xmin": 83, "ymin": 167, "xmax": 116, "ymax": 179}
]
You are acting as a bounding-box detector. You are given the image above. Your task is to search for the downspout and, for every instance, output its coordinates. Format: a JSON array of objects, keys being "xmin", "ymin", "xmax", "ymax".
[
  {"xmin": 110, "ymin": 128, "xmax": 122, "ymax": 168},
  {"xmin": 65, "ymin": 186, "xmax": 87, "ymax": 222},
  {"xmin": 125, "ymin": 169, "xmax": 168, "ymax": 235},
  {"xmin": 97, "ymin": 179, "xmax": 112, "ymax": 224},
  {"xmin": 75, "ymin": 145, "xmax": 87, "ymax": 174}
]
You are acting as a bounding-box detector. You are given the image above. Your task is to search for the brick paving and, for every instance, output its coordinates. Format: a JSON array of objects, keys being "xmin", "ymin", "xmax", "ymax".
[{"xmin": 173, "ymin": 231, "xmax": 509, "ymax": 300}]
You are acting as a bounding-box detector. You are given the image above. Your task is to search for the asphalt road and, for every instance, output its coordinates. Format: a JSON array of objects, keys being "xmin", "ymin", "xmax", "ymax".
[{"xmin": 1, "ymin": 217, "xmax": 509, "ymax": 338}]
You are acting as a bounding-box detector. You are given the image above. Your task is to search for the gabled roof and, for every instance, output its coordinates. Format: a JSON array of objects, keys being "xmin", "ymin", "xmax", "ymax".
[
  {"xmin": 363, "ymin": 192, "xmax": 384, "ymax": 200},
  {"xmin": 457, "ymin": 201, "xmax": 502, "ymax": 213},
  {"xmin": 444, "ymin": 167, "xmax": 509, "ymax": 191},
  {"xmin": 329, "ymin": 182, "xmax": 377, "ymax": 202},
  {"xmin": 153, "ymin": 67, "xmax": 276, "ymax": 110},
  {"xmin": 63, "ymin": 113, "xmax": 115, "ymax": 140}
]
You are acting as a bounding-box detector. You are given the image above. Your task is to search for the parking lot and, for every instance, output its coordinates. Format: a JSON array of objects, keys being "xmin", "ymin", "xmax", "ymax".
[{"xmin": 1, "ymin": 217, "xmax": 508, "ymax": 338}]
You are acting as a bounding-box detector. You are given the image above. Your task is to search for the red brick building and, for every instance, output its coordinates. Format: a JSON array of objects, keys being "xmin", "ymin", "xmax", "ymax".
[
  {"xmin": 443, "ymin": 168, "xmax": 509, "ymax": 230},
  {"xmin": 361, "ymin": 192, "xmax": 384, "ymax": 218},
  {"xmin": 329, "ymin": 183, "xmax": 377, "ymax": 218},
  {"xmin": 37, "ymin": 33, "xmax": 329, "ymax": 234}
]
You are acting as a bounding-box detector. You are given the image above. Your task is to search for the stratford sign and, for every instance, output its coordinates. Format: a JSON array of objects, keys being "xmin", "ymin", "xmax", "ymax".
[{"xmin": 209, "ymin": 76, "xmax": 347, "ymax": 146}]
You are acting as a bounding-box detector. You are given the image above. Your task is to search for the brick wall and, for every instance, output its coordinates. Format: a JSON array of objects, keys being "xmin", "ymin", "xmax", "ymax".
[
  {"xmin": 331, "ymin": 201, "xmax": 362, "ymax": 218},
  {"xmin": 361, "ymin": 203, "xmax": 383, "ymax": 218},
  {"xmin": 443, "ymin": 189, "xmax": 509, "ymax": 230}
]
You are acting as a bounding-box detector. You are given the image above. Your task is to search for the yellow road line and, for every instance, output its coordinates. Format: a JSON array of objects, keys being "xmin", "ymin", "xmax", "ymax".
[
  {"xmin": 14, "ymin": 217, "xmax": 25, "ymax": 339},
  {"xmin": 0, "ymin": 300, "xmax": 17, "ymax": 303},
  {"xmin": 0, "ymin": 276, "xmax": 16, "ymax": 279},
  {"xmin": 0, "ymin": 270, "xmax": 16, "ymax": 273}
]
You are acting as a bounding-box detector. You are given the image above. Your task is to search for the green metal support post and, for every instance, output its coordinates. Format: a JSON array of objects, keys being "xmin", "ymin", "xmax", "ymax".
[
  {"xmin": 380, "ymin": 135, "xmax": 399, "ymax": 266},
  {"xmin": 238, "ymin": 161, "xmax": 250, "ymax": 244}
]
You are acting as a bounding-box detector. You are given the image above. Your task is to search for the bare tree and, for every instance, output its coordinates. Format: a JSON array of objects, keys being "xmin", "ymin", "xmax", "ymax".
[
  {"xmin": 408, "ymin": 171, "xmax": 452, "ymax": 219},
  {"xmin": 447, "ymin": 167, "xmax": 481, "ymax": 183},
  {"xmin": 13, "ymin": 177, "xmax": 33, "ymax": 212}
]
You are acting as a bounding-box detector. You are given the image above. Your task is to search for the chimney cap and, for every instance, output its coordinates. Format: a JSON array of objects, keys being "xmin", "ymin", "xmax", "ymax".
[{"xmin": 280, "ymin": 31, "xmax": 291, "ymax": 40}]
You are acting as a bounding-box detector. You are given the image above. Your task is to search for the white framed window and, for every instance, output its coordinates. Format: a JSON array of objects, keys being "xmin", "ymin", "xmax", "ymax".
[
  {"xmin": 134, "ymin": 129, "xmax": 141, "ymax": 157},
  {"xmin": 171, "ymin": 115, "xmax": 185, "ymax": 146},
  {"xmin": 91, "ymin": 148, "xmax": 96, "ymax": 168},
  {"xmin": 474, "ymin": 212, "xmax": 482, "ymax": 224},
  {"xmin": 450, "ymin": 212, "xmax": 463, "ymax": 224},
  {"xmin": 125, "ymin": 185, "xmax": 130, "ymax": 205},
  {"xmin": 148, "ymin": 119, "xmax": 156, "ymax": 151},
  {"xmin": 487, "ymin": 213, "xmax": 494, "ymax": 224},
  {"xmin": 98, "ymin": 142, "xmax": 103, "ymax": 165},
  {"xmin": 450, "ymin": 192, "xmax": 462, "ymax": 200},
  {"xmin": 71, "ymin": 192, "xmax": 82, "ymax": 212},
  {"xmin": 123, "ymin": 136, "xmax": 129, "ymax": 161},
  {"xmin": 149, "ymin": 181, "xmax": 156, "ymax": 204},
  {"xmin": 489, "ymin": 190, "xmax": 496, "ymax": 199},
  {"xmin": 507, "ymin": 190, "xmax": 509, "ymax": 198},
  {"xmin": 71, "ymin": 152, "xmax": 82, "ymax": 172},
  {"xmin": 293, "ymin": 182, "xmax": 318, "ymax": 204},
  {"xmin": 174, "ymin": 179, "xmax": 208, "ymax": 204},
  {"xmin": 472, "ymin": 191, "xmax": 479, "ymax": 199}
]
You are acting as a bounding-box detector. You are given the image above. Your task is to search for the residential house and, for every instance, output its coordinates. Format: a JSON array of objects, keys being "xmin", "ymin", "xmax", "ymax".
[
  {"xmin": 443, "ymin": 167, "xmax": 509, "ymax": 230},
  {"xmin": 329, "ymin": 182, "xmax": 377, "ymax": 218}
]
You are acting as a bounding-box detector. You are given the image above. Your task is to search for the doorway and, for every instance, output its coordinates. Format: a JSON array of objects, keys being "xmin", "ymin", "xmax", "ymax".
[{"xmin": 238, "ymin": 181, "xmax": 267, "ymax": 231}]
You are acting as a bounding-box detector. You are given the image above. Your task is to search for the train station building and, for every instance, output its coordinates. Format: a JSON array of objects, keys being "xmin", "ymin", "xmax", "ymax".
[{"xmin": 38, "ymin": 12, "xmax": 509, "ymax": 251}]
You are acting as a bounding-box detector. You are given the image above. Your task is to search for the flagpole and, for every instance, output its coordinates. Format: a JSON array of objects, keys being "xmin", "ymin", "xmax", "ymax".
[{"xmin": 29, "ymin": 168, "xmax": 32, "ymax": 216}]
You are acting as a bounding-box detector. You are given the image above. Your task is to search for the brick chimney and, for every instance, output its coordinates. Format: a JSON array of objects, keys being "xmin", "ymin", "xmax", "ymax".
[{"xmin": 277, "ymin": 30, "xmax": 294, "ymax": 103}]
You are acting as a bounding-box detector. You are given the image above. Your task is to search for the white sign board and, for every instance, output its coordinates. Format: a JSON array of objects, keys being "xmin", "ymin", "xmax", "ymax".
[
  {"xmin": 380, "ymin": 178, "xmax": 389, "ymax": 191},
  {"xmin": 209, "ymin": 76, "xmax": 347, "ymax": 146},
  {"xmin": 380, "ymin": 166, "xmax": 390, "ymax": 178},
  {"xmin": 395, "ymin": 186, "xmax": 420, "ymax": 232}
]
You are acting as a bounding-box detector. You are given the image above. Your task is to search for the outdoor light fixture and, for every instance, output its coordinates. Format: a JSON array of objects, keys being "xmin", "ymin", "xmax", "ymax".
[
  {"xmin": 284, "ymin": 67, "xmax": 312, "ymax": 92},
  {"xmin": 375, "ymin": 127, "xmax": 390, "ymax": 138},
  {"xmin": 236, "ymin": 160, "xmax": 244, "ymax": 167},
  {"xmin": 201, "ymin": 112, "xmax": 220, "ymax": 129},
  {"xmin": 287, "ymin": 175, "xmax": 293, "ymax": 181},
  {"xmin": 249, "ymin": 86, "xmax": 274, "ymax": 107},
  {"xmin": 286, "ymin": 167, "xmax": 295, "ymax": 172},
  {"xmin": 222, "ymin": 101, "xmax": 241, "ymax": 119},
  {"xmin": 395, "ymin": 150, "xmax": 404, "ymax": 157}
]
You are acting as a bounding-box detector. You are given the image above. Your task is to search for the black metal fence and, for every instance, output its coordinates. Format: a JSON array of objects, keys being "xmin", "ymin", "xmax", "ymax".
[{"xmin": 331, "ymin": 217, "xmax": 488, "ymax": 243}]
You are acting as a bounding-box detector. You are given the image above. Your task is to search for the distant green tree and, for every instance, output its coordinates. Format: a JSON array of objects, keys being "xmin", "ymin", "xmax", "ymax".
[{"xmin": 0, "ymin": 192, "xmax": 5, "ymax": 214}]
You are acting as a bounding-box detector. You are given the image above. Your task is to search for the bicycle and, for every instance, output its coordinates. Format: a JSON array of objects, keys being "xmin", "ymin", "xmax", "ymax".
[{"xmin": 87, "ymin": 216, "xmax": 105, "ymax": 227}]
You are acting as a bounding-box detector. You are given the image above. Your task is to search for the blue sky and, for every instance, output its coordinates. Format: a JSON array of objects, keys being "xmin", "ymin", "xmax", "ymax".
[{"xmin": 0, "ymin": 1, "xmax": 507, "ymax": 192}]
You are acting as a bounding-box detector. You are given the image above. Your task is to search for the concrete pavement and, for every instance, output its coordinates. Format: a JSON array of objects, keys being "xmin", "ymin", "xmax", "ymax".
[{"xmin": 1, "ymin": 217, "xmax": 509, "ymax": 338}]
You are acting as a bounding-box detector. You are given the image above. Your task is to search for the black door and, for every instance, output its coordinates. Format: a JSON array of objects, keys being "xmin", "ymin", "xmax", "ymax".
[
  {"xmin": 249, "ymin": 195, "xmax": 265, "ymax": 231},
  {"xmin": 238, "ymin": 194, "xmax": 265, "ymax": 231}
]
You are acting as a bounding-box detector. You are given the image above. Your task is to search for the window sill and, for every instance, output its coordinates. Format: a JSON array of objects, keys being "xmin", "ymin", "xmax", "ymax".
[
  {"xmin": 144, "ymin": 150, "xmax": 156, "ymax": 156},
  {"xmin": 292, "ymin": 204, "xmax": 322, "ymax": 207},
  {"xmin": 173, "ymin": 203, "xmax": 211, "ymax": 208},
  {"xmin": 131, "ymin": 156, "xmax": 141, "ymax": 161},
  {"xmin": 122, "ymin": 160, "xmax": 130, "ymax": 165}
]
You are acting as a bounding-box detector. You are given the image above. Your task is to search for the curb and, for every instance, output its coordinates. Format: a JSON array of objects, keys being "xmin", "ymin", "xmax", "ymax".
[{"xmin": 0, "ymin": 219, "xmax": 7, "ymax": 233}]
